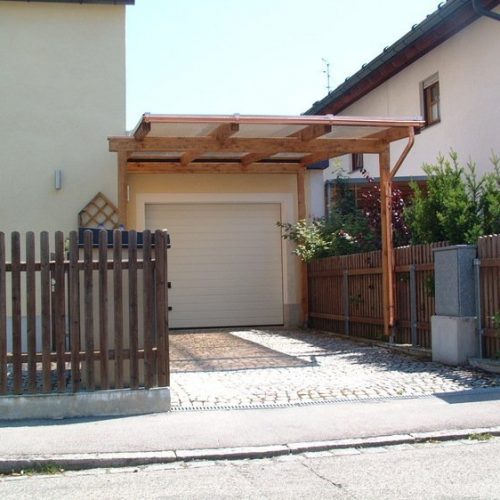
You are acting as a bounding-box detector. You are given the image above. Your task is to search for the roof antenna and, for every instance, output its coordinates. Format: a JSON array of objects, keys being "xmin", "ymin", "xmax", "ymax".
[{"xmin": 322, "ymin": 58, "xmax": 332, "ymax": 94}]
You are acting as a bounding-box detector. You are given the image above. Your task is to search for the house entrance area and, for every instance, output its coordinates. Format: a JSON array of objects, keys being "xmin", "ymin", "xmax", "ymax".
[{"xmin": 145, "ymin": 202, "xmax": 284, "ymax": 329}]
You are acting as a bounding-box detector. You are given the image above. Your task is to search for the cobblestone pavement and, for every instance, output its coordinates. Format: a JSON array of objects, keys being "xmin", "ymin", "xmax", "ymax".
[{"xmin": 169, "ymin": 328, "xmax": 500, "ymax": 409}]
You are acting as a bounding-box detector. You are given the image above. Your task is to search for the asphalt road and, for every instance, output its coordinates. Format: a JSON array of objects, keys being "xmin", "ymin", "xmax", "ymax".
[{"xmin": 1, "ymin": 437, "xmax": 500, "ymax": 499}]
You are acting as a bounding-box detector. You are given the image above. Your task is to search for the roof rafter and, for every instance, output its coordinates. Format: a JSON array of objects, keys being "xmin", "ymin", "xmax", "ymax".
[
  {"xmin": 209, "ymin": 122, "xmax": 240, "ymax": 143},
  {"xmin": 289, "ymin": 124, "xmax": 332, "ymax": 141}
]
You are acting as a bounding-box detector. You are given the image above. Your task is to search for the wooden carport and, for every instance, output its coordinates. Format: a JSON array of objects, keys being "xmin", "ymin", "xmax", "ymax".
[{"xmin": 108, "ymin": 113, "xmax": 423, "ymax": 337}]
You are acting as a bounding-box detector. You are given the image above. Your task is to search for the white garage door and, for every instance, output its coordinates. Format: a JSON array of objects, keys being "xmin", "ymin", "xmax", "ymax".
[{"xmin": 145, "ymin": 203, "xmax": 284, "ymax": 328}]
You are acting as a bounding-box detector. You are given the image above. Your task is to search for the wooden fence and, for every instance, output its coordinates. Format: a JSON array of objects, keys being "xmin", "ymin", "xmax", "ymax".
[
  {"xmin": 478, "ymin": 235, "xmax": 500, "ymax": 359},
  {"xmin": 308, "ymin": 242, "xmax": 448, "ymax": 348},
  {"xmin": 0, "ymin": 229, "xmax": 169, "ymax": 396}
]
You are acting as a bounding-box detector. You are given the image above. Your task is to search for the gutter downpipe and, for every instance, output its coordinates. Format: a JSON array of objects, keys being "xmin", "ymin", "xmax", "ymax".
[{"xmin": 472, "ymin": 0, "xmax": 500, "ymax": 21}]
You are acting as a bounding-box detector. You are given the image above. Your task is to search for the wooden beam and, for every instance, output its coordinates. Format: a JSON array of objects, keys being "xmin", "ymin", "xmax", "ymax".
[
  {"xmin": 180, "ymin": 150, "xmax": 202, "ymax": 166},
  {"xmin": 366, "ymin": 126, "xmax": 412, "ymax": 143},
  {"xmin": 290, "ymin": 124, "xmax": 332, "ymax": 141},
  {"xmin": 117, "ymin": 151, "xmax": 128, "ymax": 227},
  {"xmin": 109, "ymin": 136, "xmax": 385, "ymax": 155},
  {"xmin": 301, "ymin": 152, "xmax": 334, "ymax": 166},
  {"xmin": 133, "ymin": 120, "xmax": 151, "ymax": 140},
  {"xmin": 296, "ymin": 170, "xmax": 309, "ymax": 327},
  {"xmin": 379, "ymin": 145, "xmax": 394, "ymax": 338},
  {"xmin": 209, "ymin": 122, "xmax": 240, "ymax": 142},
  {"xmin": 127, "ymin": 162, "xmax": 304, "ymax": 174},
  {"xmin": 241, "ymin": 153, "xmax": 269, "ymax": 166}
]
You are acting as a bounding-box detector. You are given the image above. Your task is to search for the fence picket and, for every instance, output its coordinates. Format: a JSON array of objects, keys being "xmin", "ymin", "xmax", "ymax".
[
  {"xmin": 54, "ymin": 231, "xmax": 66, "ymax": 392},
  {"xmin": 40, "ymin": 231, "xmax": 52, "ymax": 393},
  {"xmin": 84, "ymin": 230, "xmax": 95, "ymax": 390},
  {"xmin": 155, "ymin": 230, "xmax": 167, "ymax": 387},
  {"xmin": 11, "ymin": 232, "xmax": 22, "ymax": 394},
  {"xmin": 113, "ymin": 230, "xmax": 124, "ymax": 389},
  {"xmin": 128, "ymin": 230, "xmax": 139, "ymax": 389},
  {"xmin": 99, "ymin": 230, "xmax": 109, "ymax": 390},
  {"xmin": 69, "ymin": 231, "xmax": 81, "ymax": 393},
  {"xmin": 26, "ymin": 232, "xmax": 37, "ymax": 393},
  {"xmin": 143, "ymin": 230, "xmax": 154, "ymax": 389}
]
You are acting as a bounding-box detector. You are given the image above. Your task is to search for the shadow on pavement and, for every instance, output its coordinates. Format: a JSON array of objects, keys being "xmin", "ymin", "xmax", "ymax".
[{"xmin": 170, "ymin": 331, "xmax": 313, "ymax": 373}]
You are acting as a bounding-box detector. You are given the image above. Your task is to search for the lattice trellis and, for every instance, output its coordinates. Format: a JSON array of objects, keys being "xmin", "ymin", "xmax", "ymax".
[{"xmin": 78, "ymin": 192, "xmax": 119, "ymax": 229}]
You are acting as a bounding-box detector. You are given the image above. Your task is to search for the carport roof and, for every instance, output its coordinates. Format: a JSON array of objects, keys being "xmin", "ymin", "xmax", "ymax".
[{"xmin": 108, "ymin": 113, "xmax": 424, "ymax": 173}]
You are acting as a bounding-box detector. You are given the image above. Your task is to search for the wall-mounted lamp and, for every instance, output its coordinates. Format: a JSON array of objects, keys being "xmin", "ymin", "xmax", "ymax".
[{"xmin": 54, "ymin": 169, "xmax": 62, "ymax": 190}]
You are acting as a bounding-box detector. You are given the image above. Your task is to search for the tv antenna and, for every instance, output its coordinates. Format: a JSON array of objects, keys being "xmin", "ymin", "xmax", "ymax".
[{"xmin": 322, "ymin": 58, "xmax": 331, "ymax": 94}]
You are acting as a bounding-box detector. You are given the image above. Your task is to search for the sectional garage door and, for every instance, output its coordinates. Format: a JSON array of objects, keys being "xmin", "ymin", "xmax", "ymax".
[{"xmin": 145, "ymin": 203, "xmax": 284, "ymax": 329}]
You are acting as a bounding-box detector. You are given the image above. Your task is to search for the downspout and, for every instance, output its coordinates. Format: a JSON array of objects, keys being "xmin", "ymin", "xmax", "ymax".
[{"xmin": 472, "ymin": 0, "xmax": 500, "ymax": 21}]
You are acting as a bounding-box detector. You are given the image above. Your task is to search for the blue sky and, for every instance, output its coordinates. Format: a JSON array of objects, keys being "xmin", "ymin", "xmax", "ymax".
[{"xmin": 126, "ymin": 0, "xmax": 442, "ymax": 129}]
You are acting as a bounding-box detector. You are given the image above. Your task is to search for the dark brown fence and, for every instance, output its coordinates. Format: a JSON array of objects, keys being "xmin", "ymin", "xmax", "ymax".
[
  {"xmin": 308, "ymin": 242, "xmax": 448, "ymax": 347},
  {"xmin": 478, "ymin": 235, "xmax": 500, "ymax": 359},
  {"xmin": 0, "ymin": 229, "xmax": 169, "ymax": 396}
]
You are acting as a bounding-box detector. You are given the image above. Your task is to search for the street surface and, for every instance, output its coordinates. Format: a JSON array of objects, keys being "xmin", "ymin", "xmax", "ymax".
[{"xmin": 2, "ymin": 437, "xmax": 499, "ymax": 499}]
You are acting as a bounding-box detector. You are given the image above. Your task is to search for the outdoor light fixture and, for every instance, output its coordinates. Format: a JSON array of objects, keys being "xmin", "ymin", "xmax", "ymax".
[{"xmin": 54, "ymin": 169, "xmax": 62, "ymax": 190}]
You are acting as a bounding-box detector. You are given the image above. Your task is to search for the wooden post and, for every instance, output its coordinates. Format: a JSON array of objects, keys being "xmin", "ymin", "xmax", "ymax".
[
  {"xmin": 297, "ymin": 170, "xmax": 309, "ymax": 327},
  {"xmin": 118, "ymin": 151, "xmax": 128, "ymax": 227},
  {"xmin": 379, "ymin": 146, "xmax": 395, "ymax": 337}
]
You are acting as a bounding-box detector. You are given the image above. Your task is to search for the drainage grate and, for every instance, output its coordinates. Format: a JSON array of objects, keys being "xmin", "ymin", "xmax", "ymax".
[{"xmin": 170, "ymin": 393, "xmax": 437, "ymax": 412}]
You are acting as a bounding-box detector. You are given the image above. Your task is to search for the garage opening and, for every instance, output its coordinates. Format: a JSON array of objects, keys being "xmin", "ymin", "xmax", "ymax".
[{"xmin": 146, "ymin": 202, "xmax": 284, "ymax": 328}]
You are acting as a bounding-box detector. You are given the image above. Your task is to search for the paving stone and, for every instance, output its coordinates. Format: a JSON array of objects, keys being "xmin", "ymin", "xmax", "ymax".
[{"xmin": 169, "ymin": 328, "xmax": 500, "ymax": 410}]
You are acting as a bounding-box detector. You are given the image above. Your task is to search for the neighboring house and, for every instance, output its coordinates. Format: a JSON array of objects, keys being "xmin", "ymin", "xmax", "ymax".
[
  {"xmin": 306, "ymin": 0, "xmax": 500, "ymax": 199},
  {"xmin": 0, "ymin": 0, "xmax": 131, "ymax": 235}
]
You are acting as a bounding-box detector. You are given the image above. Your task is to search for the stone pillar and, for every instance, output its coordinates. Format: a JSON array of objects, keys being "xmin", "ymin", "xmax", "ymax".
[{"xmin": 431, "ymin": 245, "xmax": 478, "ymax": 365}]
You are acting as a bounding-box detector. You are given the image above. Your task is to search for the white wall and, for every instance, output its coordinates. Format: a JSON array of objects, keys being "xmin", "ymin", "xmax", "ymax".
[
  {"xmin": 324, "ymin": 11, "xmax": 500, "ymax": 182},
  {"xmin": 0, "ymin": 1, "xmax": 126, "ymax": 235}
]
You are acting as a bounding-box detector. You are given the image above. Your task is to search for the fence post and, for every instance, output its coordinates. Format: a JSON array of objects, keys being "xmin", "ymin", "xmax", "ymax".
[
  {"xmin": 409, "ymin": 264, "xmax": 417, "ymax": 347},
  {"xmin": 343, "ymin": 270, "xmax": 349, "ymax": 336},
  {"xmin": 474, "ymin": 258, "xmax": 483, "ymax": 359}
]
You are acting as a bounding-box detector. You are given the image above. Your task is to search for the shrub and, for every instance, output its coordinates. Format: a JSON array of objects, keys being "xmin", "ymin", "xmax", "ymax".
[{"xmin": 405, "ymin": 151, "xmax": 500, "ymax": 244}]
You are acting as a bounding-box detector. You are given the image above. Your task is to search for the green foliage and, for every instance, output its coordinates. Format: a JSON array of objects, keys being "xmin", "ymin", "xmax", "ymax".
[
  {"xmin": 278, "ymin": 172, "xmax": 377, "ymax": 262},
  {"xmin": 468, "ymin": 433, "xmax": 493, "ymax": 442},
  {"xmin": 481, "ymin": 153, "xmax": 500, "ymax": 235},
  {"xmin": 492, "ymin": 311, "xmax": 500, "ymax": 330},
  {"xmin": 405, "ymin": 151, "xmax": 500, "ymax": 245}
]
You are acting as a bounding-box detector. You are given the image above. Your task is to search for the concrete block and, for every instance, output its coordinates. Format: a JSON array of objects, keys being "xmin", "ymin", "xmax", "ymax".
[
  {"xmin": 0, "ymin": 387, "xmax": 170, "ymax": 421},
  {"xmin": 431, "ymin": 315, "xmax": 478, "ymax": 365}
]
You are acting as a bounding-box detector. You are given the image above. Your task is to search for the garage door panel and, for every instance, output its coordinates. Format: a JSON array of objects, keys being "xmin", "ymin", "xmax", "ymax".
[{"xmin": 146, "ymin": 202, "xmax": 284, "ymax": 328}]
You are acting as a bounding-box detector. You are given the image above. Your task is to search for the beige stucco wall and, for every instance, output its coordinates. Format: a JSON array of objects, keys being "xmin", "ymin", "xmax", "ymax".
[
  {"xmin": 0, "ymin": 1, "xmax": 126, "ymax": 235},
  {"xmin": 127, "ymin": 173, "xmax": 307, "ymax": 326},
  {"xmin": 323, "ymin": 11, "xmax": 500, "ymax": 181}
]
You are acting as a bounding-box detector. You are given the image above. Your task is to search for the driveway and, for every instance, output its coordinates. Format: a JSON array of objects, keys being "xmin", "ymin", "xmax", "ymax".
[{"xmin": 169, "ymin": 328, "xmax": 499, "ymax": 409}]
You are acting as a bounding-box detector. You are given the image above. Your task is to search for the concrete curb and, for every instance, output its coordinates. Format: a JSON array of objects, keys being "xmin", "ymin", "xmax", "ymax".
[{"xmin": 1, "ymin": 426, "xmax": 500, "ymax": 474}]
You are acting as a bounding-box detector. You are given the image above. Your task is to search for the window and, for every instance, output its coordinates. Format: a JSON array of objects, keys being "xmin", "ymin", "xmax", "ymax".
[
  {"xmin": 421, "ymin": 75, "xmax": 440, "ymax": 127},
  {"xmin": 351, "ymin": 153, "xmax": 364, "ymax": 172}
]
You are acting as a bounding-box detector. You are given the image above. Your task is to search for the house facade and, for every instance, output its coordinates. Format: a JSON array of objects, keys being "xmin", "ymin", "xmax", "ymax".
[
  {"xmin": 307, "ymin": 0, "xmax": 500, "ymax": 185},
  {"xmin": 0, "ymin": 0, "xmax": 130, "ymax": 235}
]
